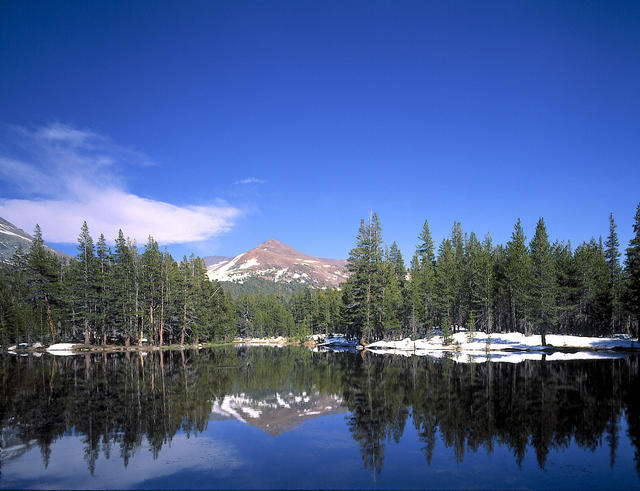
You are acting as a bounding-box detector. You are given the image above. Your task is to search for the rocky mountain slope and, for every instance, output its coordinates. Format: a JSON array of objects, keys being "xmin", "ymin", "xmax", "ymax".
[
  {"xmin": 207, "ymin": 238, "xmax": 348, "ymax": 288},
  {"xmin": 0, "ymin": 217, "xmax": 69, "ymax": 263}
]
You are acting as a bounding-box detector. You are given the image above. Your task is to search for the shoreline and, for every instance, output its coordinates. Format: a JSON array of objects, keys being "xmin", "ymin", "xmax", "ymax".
[
  {"xmin": 5, "ymin": 341, "xmax": 237, "ymax": 355},
  {"xmin": 365, "ymin": 331, "xmax": 640, "ymax": 353},
  {"xmin": 4, "ymin": 338, "xmax": 310, "ymax": 355},
  {"xmin": 5, "ymin": 332, "xmax": 640, "ymax": 357}
]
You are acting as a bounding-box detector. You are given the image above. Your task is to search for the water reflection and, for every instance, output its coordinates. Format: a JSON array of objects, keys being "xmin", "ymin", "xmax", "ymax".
[
  {"xmin": 1, "ymin": 347, "xmax": 640, "ymax": 486},
  {"xmin": 345, "ymin": 353, "xmax": 640, "ymax": 474}
]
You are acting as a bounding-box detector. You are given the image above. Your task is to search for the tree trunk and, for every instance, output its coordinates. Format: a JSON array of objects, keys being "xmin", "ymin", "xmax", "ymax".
[
  {"xmin": 181, "ymin": 305, "xmax": 186, "ymax": 346},
  {"xmin": 509, "ymin": 283, "xmax": 516, "ymax": 333},
  {"xmin": 181, "ymin": 275, "xmax": 187, "ymax": 346},
  {"xmin": 44, "ymin": 293, "xmax": 56, "ymax": 343},
  {"xmin": 83, "ymin": 238, "xmax": 90, "ymax": 345},
  {"xmin": 160, "ymin": 266, "xmax": 165, "ymax": 347},
  {"xmin": 160, "ymin": 304, "xmax": 164, "ymax": 347},
  {"xmin": 136, "ymin": 274, "xmax": 141, "ymax": 345},
  {"xmin": 411, "ymin": 309, "xmax": 416, "ymax": 340},
  {"xmin": 149, "ymin": 304, "xmax": 154, "ymax": 345}
]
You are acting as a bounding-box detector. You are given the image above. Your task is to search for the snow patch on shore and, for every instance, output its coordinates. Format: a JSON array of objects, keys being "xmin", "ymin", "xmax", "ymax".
[
  {"xmin": 46, "ymin": 343, "xmax": 77, "ymax": 352},
  {"xmin": 366, "ymin": 332, "xmax": 639, "ymax": 362},
  {"xmin": 367, "ymin": 332, "xmax": 639, "ymax": 352},
  {"xmin": 234, "ymin": 336, "xmax": 288, "ymax": 346}
]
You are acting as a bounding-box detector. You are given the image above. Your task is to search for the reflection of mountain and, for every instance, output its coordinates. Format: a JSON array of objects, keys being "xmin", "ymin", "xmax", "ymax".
[{"xmin": 211, "ymin": 391, "xmax": 346, "ymax": 436}]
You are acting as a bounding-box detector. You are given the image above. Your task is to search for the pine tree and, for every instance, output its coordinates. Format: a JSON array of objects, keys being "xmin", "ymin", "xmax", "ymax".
[
  {"xmin": 450, "ymin": 222, "xmax": 466, "ymax": 330},
  {"xmin": 407, "ymin": 252, "xmax": 423, "ymax": 339},
  {"xmin": 492, "ymin": 244, "xmax": 510, "ymax": 332},
  {"xmin": 435, "ymin": 238, "xmax": 456, "ymax": 325},
  {"xmin": 416, "ymin": 220, "xmax": 435, "ymax": 263},
  {"xmin": 344, "ymin": 213, "xmax": 385, "ymax": 343},
  {"xmin": 529, "ymin": 218, "xmax": 555, "ymax": 345},
  {"xmin": 479, "ymin": 234, "xmax": 494, "ymax": 332},
  {"xmin": 467, "ymin": 232, "xmax": 494, "ymax": 333},
  {"xmin": 158, "ymin": 249, "xmax": 177, "ymax": 346},
  {"xmin": 75, "ymin": 221, "xmax": 97, "ymax": 344},
  {"xmin": 382, "ymin": 243, "xmax": 405, "ymax": 339},
  {"xmin": 190, "ymin": 256, "xmax": 209, "ymax": 344},
  {"xmin": 553, "ymin": 240, "xmax": 579, "ymax": 333},
  {"xmin": 605, "ymin": 213, "xmax": 622, "ymax": 333},
  {"xmin": 204, "ymin": 280, "xmax": 235, "ymax": 342},
  {"xmin": 95, "ymin": 234, "xmax": 111, "ymax": 344},
  {"xmin": 142, "ymin": 236, "xmax": 162, "ymax": 344},
  {"xmin": 505, "ymin": 219, "xmax": 532, "ymax": 334},
  {"xmin": 179, "ymin": 256, "xmax": 195, "ymax": 345},
  {"xmin": 112, "ymin": 230, "xmax": 135, "ymax": 345},
  {"xmin": 415, "ymin": 220, "xmax": 436, "ymax": 328},
  {"xmin": 574, "ymin": 238, "xmax": 609, "ymax": 334},
  {"xmin": 26, "ymin": 225, "xmax": 60, "ymax": 343},
  {"xmin": 623, "ymin": 203, "xmax": 640, "ymax": 337},
  {"xmin": 441, "ymin": 314, "xmax": 452, "ymax": 345},
  {"xmin": 465, "ymin": 232, "xmax": 481, "ymax": 322},
  {"xmin": 129, "ymin": 240, "xmax": 143, "ymax": 345}
]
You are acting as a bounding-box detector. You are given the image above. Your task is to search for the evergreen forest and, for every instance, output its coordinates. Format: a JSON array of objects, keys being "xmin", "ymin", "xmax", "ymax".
[{"xmin": 1, "ymin": 202, "xmax": 639, "ymax": 346}]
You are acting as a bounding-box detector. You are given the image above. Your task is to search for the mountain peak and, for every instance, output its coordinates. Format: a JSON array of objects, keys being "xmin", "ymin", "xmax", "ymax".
[
  {"xmin": 207, "ymin": 239, "xmax": 348, "ymax": 287},
  {"xmin": 256, "ymin": 238, "xmax": 297, "ymax": 254},
  {"xmin": 259, "ymin": 238, "xmax": 286, "ymax": 248}
]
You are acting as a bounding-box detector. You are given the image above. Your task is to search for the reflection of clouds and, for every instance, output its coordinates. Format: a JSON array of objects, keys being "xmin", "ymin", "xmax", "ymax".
[{"xmin": 0, "ymin": 432, "xmax": 244, "ymax": 489}]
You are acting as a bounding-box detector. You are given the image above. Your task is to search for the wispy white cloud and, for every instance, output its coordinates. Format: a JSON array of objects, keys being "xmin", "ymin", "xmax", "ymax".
[
  {"xmin": 0, "ymin": 123, "xmax": 242, "ymax": 244},
  {"xmin": 234, "ymin": 177, "xmax": 265, "ymax": 185}
]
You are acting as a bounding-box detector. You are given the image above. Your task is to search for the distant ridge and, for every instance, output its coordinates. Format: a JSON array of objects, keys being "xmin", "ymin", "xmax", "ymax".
[
  {"xmin": 0, "ymin": 217, "xmax": 69, "ymax": 263},
  {"xmin": 202, "ymin": 255, "xmax": 230, "ymax": 267},
  {"xmin": 206, "ymin": 238, "xmax": 348, "ymax": 288}
]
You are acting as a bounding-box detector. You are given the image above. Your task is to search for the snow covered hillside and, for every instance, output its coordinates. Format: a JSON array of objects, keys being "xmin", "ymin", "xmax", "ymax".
[{"xmin": 207, "ymin": 238, "xmax": 348, "ymax": 288}]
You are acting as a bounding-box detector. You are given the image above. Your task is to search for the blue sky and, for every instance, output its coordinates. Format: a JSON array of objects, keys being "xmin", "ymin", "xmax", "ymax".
[{"xmin": 1, "ymin": 1, "xmax": 639, "ymax": 262}]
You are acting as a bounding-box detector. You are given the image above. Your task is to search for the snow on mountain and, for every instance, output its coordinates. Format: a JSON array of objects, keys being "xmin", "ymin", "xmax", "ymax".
[
  {"xmin": 0, "ymin": 217, "xmax": 69, "ymax": 263},
  {"xmin": 206, "ymin": 238, "xmax": 348, "ymax": 287}
]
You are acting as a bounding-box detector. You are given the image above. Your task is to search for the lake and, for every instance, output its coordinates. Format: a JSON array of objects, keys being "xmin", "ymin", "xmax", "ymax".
[{"xmin": 1, "ymin": 346, "xmax": 640, "ymax": 489}]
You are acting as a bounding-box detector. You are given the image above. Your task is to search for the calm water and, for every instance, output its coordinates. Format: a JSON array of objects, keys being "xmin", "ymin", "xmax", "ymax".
[{"xmin": 1, "ymin": 346, "xmax": 640, "ymax": 489}]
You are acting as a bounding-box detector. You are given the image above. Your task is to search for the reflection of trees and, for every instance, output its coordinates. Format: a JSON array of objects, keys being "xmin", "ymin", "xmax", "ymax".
[
  {"xmin": 341, "ymin": 354, "xmax": 640, "ymax": 475},
  {"xmin": 1, "ymin": 350, "xmax": 640, "ymax": 477},
  {"xmin": 0, "ymin": 347, "xmax": 348, "ymax": 474}
]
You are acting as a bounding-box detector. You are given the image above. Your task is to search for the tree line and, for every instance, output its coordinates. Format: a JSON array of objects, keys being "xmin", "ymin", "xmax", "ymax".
[
  {"xmin": 1, "ymin": 202, "xmax": 639, "ymax": 345},
  {"xmin": 0, "ymin": 222, "xmax": 344, "ymax": 346},
  {"xmin": 0, "ymin": 223, "xmax": 235, "ymax": 346},
  {"xmin": 341, "ymin": 204, "xmax": 640, "ymax": 343}
]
